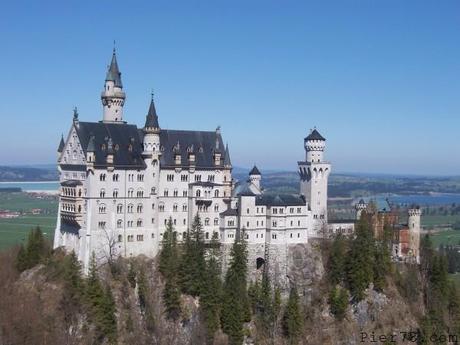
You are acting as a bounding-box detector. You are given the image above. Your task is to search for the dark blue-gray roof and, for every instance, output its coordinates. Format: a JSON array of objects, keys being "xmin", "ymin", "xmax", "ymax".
[
  {"xmin": 144, "ymin": 98, "xmax": 159, "ymax": 128},
  {"xmin": 74, "ymin": 122, "xmax": 145, "ymax": 169},
  {"xmin": 305, "ymin": 129, "xmax": 325, "ymax": 141},
  {"xmin": 105, "ymin": 50, "xmax": 123, "ymax": 88},
  {"xmin": 58, "ymin": 135, "xmax": 65, "ymax": 152},
  {"xmin": 249, "ymin": 165, "xmax": 261, "ymax": 175},
  {"xmin": 255, "ymin": 194, "xmax": 305, "ymax": 206},
  {"xmin": 157, "ymin": 129, "xmax": 226, "ymax": 168}
]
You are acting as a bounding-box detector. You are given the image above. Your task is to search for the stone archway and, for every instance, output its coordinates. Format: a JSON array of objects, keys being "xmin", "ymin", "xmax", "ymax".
[{"xmin": 256, "ymin": 257, "xmax": 265, "ymax": 270}]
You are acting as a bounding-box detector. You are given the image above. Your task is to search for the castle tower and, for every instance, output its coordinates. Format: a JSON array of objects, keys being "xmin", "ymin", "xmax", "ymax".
[
  {"xmin": 248, "ymin": 165, "xmax": 262, "ymax": 194},
  {"xmin": 101, "ymin": 48, "xmax": 126, "ymax": 123},
  {"xmin": 408, "ymin": 207, "xmax": 422, "ymax": 263},
  {"xmin": 355, "ymin": 199, "xmax": 367, "ymax": 220},
  {"xmin": 298, "ymin": 128, "xmax": 331, "ymax": 236},
  {"xmin": 142, "ymin": 94, "xmax": 161, "ymax": 156}
]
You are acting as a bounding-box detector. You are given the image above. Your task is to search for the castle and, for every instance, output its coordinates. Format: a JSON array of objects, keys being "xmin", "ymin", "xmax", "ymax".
[{"xmin": 53, "ymin": 50, "xmax": 422, "ymax": 276}]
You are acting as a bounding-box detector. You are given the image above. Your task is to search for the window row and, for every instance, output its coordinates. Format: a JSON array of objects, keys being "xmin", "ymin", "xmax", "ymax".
[
  {"xmin": 99, "ymin": 173, "xmax": 120, "ymax": 182},
  {"xmin": 62, "ymin": 187, "xmax": 82, "ymax": 197}
]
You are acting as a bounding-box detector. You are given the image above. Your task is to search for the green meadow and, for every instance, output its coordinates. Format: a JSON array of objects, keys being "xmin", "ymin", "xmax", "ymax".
[{"xmin": 0, "ymin": 216, "xmax": 56, "ymax": 250}]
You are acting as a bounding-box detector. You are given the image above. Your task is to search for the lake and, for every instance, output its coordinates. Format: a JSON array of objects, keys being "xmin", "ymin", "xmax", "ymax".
[
  {"xmin": 0, "ymin": 181, "xmax": 60, "ymax": 192},
  {"xmin": 364, "ymin": 193, "xmax": 460, "ymax": 207}
]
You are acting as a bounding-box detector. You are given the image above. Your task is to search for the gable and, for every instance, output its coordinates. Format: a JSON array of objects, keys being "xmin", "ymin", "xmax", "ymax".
[{"xmin": 59, "ymin": 125, "xmax": 86, "ymax": 166}]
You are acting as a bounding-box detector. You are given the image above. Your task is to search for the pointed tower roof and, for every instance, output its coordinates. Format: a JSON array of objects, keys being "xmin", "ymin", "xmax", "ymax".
[
  {"xmin": 87, "ymin": 135, "xmax": 96, "ymax": 152},
  {"xmin": 305, "ymin": 128, "xmax": 325, "ymax": 141},
  {"xmin": 144, "ymin": 95, "xmax": 160, "ymax": 129},
  {"xmin": 105, "ymin": 48, "xmax": 123, "ymax": 88},
  {"xmin": 249, "ymin": 165, "xmax": 261, "ymax": 176},
  {"xmin": 224, "ymin": 143, "xmax": 231, "ymax": 166},
  {"xmin": 58, "ymin": 134, "xmax": 65, "ymax": 153}
]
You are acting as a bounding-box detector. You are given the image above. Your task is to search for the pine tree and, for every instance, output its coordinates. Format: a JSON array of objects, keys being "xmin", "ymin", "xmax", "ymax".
[
  {"xmin": 221, "ymin": 231, "xmax": 250, "ymax": 345},
  {"xmin": 84, "ymin": 252, "xmax": 117, "ymax": 343},
  {"xmin": 329, "ymin": 286, "xmax": 349, "ymax": 321},
  {"xmin": 163, "ymin": 276, "xmax": 181, "ymax": 320},
  {"xmin": 328, "ymin": 234, "xmax": 347, "ymax": 285},
  {"xmin": 200, "ymin": 232, "xmax": 223, "ymax": 343},
  {"xmin": 15, "ymin": 244, "xmax": 28, "ymax": 272},
  {"xmin": 159, "ymin": 217, "xmax": 182, "ymax": 320},
  {"xmin": 257, "ymin": 271, "xmax": 274, "ymax": 333},
  {"xmin": 346, "ymin": 215, "xmax": 375, "ymax": 301},
  {"xmin": 178, "ymin": 214, "xmax": 206, "ymax": 296},
  {"xmin": 15, "ymin": 227, "xmax": 50, "ymax": 272},
  {"xmin": 282, "ymin": 286, "xmax": 303, "ymax": 344}
]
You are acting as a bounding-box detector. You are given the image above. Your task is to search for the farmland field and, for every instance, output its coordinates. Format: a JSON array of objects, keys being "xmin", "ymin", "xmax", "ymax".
[
  {"xmin": 0, "ymin": 216, "xmax": 56, "ymax": 250},
  {"xmin": 0, "ymin": 192, "xmax": 57, "ymax": 213},
  {"xmin": 430, "ymin": 229, "xmax": 460, "ymax": 248}
]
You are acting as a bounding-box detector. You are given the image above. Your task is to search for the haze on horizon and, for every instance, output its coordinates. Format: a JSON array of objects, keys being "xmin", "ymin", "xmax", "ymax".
[{"xmin": 0, "ymin": 1, "xmax": 459, "ymax": 175}]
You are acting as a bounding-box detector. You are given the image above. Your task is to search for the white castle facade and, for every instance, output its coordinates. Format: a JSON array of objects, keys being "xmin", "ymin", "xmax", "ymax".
[{"xmin": 54, "ymin": 50, "xmax": 421, "ymax": 274}]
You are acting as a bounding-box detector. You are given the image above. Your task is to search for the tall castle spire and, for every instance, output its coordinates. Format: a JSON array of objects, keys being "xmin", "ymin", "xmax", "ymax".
[
  {"xmin": 101, "ymin": 47, "xmax": 126, "ymax": 123},
  {"xmin": 144, "ymin": 92, "xmax": 160, "ymax": 130}
]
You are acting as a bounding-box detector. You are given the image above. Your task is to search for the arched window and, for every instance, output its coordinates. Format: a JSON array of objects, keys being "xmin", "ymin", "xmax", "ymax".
[
  {"xmin": 151, "ymin": 187, "xmax": 156, "ymax": 195},
  {"xmin": 214, "ymin": 218, "xmax": 219, "ymax": 225},
  {"xmin": 137, "ymin": 219, "xmax": 143, "ymax": 227},
  {"xmin": 214, "ymin": 204, "xmax": 219, "ymax": 212},
  {"xmin": 173, "ymin": 189, "xmax": 178, "ymax": 197},
  {"xmin": 182, "ymin": 204, "xmax": 187, "ymax": 212},
  {"xmin": 137, "ymin": 204, "xmax": 143, "ymax": 213},
  {"xmin": 128, "ymin": 188, "xmax": 134, "ymax": 198},
  {"xmin": 164, "ymin": 189, "xmax": 169, "ymax": 197},
  {"xmin": 214, "ymin": 190, "xmax": 219, "ymax": 198},
  {"xmin": 113, "ymin": 189, "xmax": 119, "ymax": 198},
  {"xmin": 117, "ymin": 204, "xmax": 123, "ymax": 214},
  {"xmin": 117, "ymin": 219, "xmax": 122, "ymax": 228},
  {"xmin": 137, "ymin": 189, "xmax": 144, "ymax": 198},
  {"xmin": 118, "ymin": 234, "xmax": 122, "ymax": 242},
  {"xmin": 205, "ymin": 218, "xmax": 210, "ymax": 226},
  {"xmin": 98, "ymin": 204, "xmax": 106, "ymax": 214},
  {"xmin": 127, "ymin": 204, "xmax": 134, "ymax": 213},
  {"xmin": 99, "ymin": 189, "xmax": 105, "ymax": 198},
  {"xmin": 100, "ymin": 174, "xmax": 106, "ymax": 181},
  {"xmin": 196, "ymin": 189, "xmax": 201, "ymax": 197},
  {"xmin": 78, "ymin": 205, "xmax": 81, "ymax": 213},
  {"xmin": 173, "ymin": 204, "xmax": 178, "ymax": 212}
]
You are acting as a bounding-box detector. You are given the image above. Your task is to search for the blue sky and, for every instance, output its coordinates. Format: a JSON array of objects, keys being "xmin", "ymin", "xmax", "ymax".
[{"xmin": 0, "ymin": 1, "xmax": 459, "ymax": 175}]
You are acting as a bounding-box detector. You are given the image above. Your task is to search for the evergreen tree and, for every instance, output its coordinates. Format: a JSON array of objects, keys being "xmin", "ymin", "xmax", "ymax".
[
  {"xmin": 221, "ymin": 231, "xmax": 250, "ymax": 345},
  {"xmin": 373, "ymin": 241, "xmax": 390, "ymax": 292},
  {"xmin": 329, "ymin": 286, "xmax": 349, "ymax": 321},
  {"xmin": 159, "ymin": 218, "xmax": 182, "ymax": 320},
  {"xmin": 15, "ymin": 244, "xmax": 28, "ymax": 272},
  {"xmin": 15, "ymin": 227, "xmax": 51, "ymax": 272},
  {"xmin": 200, "ymin": 232, "xmax": 223, "ymax": 343},
  {"xmin": 257, "ymin": 271, "xmax": 274, "ymax": 333},
  {"xmin": 85, "ymin": 252, "xmax": 117, "ymax": 343},
  {"xmin": 178, "ymin": 214, "xmax": 206, "ymax": 296},
  {"xmin": 163, "ymin": 276, "xmax": 181, "ymax": 320},
  {"xmin": 282, "ymin": 286, "xmax": 303, "ymax": 344},
  {"xmin": 346, "ymin": 215, "xmax": 375, "ymax": 301},
  {"xmin": 328, "ymin": 234, "xmax": 347, "ymax": 285}
]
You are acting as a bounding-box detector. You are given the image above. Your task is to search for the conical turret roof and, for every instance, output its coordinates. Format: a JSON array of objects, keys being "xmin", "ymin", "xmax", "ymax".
[
  {"xmin": 105, "ymin": 49, "xmax": 123, "ymax": 88},
  {"xmin": 305, "ymin": 128, "xmax": 325, "ymax": 141},
  {"xmin": 58, "ymin": 134, "xmax": 65, "ymax": 152},
  {"xmin": 249, "ymin": 165, "xmax": 261, "ymax": 176},
  {"xmin": 144, "ymin": 97, "xmax": 159, "ymax": 129},
  {"xmin": 224, "ymin": 143, "xmax": 231, "ymax": 166}
]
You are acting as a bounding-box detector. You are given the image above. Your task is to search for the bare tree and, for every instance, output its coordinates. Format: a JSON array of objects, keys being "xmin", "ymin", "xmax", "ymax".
[{"xmin": 99, "ymin": 227, "xmax": 119, "ymax": 273}]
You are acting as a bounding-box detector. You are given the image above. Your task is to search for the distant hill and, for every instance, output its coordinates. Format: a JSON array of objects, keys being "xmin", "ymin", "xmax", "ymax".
[
  {"xmin": 0, "ymin": 166, "xmax": 58, "ymax": 182},
  {"xmin": 234, "ymin": 168, "xmax": 460, "ymax": 197}
]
